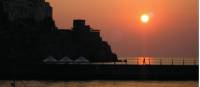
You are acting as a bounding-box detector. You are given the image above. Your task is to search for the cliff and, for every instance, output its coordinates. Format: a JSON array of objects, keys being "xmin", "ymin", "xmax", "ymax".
[{"xmin": 0, "ymin": 0, "xmax": 117, "ymax": 64}]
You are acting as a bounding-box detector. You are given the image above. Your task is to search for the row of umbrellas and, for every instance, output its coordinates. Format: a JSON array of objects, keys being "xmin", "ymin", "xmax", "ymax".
[{"xmin": 43, "ymin": 56, "xmax": 90, "ymax": 64}]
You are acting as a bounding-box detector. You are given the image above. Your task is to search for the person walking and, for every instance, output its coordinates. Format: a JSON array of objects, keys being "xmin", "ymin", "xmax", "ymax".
[{"xmin": 143, "ymin": 57, "xmax": 146, "ymax": 65}]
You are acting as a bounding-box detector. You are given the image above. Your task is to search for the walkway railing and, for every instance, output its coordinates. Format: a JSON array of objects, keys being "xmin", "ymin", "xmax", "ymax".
[{"xmin": 114, "ymin": 58, "xmax": 199, "ymax": 65}]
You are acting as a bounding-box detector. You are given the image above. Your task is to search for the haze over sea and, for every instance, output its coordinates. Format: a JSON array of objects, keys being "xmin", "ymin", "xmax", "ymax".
[{"xmin": 0, "ymin": 80, "xmax": 198, "ymax": 87}]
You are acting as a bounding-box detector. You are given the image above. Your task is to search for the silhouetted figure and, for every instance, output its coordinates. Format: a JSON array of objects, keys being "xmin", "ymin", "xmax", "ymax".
[{"xmin": 143, "ymin": 57, "xmax": 146, "ymax": 65}]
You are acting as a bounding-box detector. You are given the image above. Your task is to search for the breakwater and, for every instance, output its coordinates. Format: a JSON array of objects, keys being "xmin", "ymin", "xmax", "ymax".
[{"xmin": 0, "ymin": 64, "xmax": 198, "ymax": 80}]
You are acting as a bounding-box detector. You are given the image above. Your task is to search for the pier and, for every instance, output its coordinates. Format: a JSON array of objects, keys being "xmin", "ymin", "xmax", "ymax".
[{"xmin": 0, "ymin": 58, "xmax": 198, "ymax": 80}]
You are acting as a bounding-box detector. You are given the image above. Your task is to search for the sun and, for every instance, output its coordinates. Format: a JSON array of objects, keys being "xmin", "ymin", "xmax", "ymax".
[{"xmin": 140, "ymin": 14, "xmax": 150, "ymax": 23}]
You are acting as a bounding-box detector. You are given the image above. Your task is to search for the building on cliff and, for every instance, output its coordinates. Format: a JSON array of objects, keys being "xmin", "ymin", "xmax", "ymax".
[
  {"xmin": 0, "ymin": 0, "xmax": 117, "ymax": 64},
  {"xmin": 46, "ymin": 20, "xmax": 117, "ymax": 62}
]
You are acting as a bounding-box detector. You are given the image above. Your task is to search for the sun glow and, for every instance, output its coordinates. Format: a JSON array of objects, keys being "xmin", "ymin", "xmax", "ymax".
[{"xmin": 140, "ymin": 14, "xmax": 150, "ymax": 23}]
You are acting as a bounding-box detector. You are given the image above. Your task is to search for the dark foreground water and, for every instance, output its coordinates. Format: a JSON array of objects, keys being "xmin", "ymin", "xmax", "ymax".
[{"xmin": 0, "ymin": 80, "xmax": 198, "ymax": 87}]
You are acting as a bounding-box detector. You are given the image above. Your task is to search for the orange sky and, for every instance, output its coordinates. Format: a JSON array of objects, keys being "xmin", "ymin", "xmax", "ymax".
[{"xmin": 47, "ymin": 0, "xmax": 198, "ymax": 57}]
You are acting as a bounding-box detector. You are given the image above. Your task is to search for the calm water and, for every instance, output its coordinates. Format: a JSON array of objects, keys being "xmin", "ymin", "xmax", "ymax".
[{"xmin": 0, "ymin": 80, "xmax": 198, "ymax": 87}]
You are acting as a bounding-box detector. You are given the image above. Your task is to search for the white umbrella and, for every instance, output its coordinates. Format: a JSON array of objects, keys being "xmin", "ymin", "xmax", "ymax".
[
  {"xmin": 59, "ymin": 56, "xmax": 74, "ymax": 64},
  {"xmin": 43, "ymin": 56, "xmax": 57, "ymax": 63},
  {"xmin": 74, "ymin": 56, "xmax": 90, "ymax": 63}
]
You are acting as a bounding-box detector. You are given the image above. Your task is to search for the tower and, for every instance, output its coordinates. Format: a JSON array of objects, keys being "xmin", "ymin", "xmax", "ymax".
[{"xmin": 73, "ymin": 19, "xmax": 91, "ymax": 32}]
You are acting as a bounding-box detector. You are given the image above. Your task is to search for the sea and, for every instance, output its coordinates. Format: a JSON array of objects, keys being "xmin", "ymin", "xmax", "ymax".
[{"xmin": 0, "ymin": 80, "xmax": 198, "ymax": 87}]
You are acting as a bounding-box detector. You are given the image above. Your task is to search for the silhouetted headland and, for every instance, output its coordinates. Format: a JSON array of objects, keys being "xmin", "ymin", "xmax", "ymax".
[
  {"xmin": 0, "ymin": 0, "xmax": 117, "ymax": 63},
  {"xmin": 0, "ymin": 0, "xmax": 198, "ymax": 80}
]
